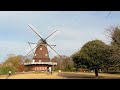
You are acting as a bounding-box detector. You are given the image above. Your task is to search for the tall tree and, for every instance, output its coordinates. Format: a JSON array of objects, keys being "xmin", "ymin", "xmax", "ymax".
[
  {"xmin": 111, "ymin": 26, "xmax": 120, "ymax": 47},
  {"xmin": 106, "ymin": 26, "xmax": 120, "ymax": 71},
  {"xmin": 62, "ymin": 57, "xmax": 74, "ymax": 71},
  {"xmin": 51, "ymin": 55, "xmax": 74, "ymax": 71},
  {"xmin": 3, "ymin": 55, "xmax": 26, "ymax": 72},
  {"xmin": 106, "ymin": 26, "xmax": 120, "ymax": 47},
  {"xmin": 72, "ymin": 40, "xmax": 111, "ymax": 77}
]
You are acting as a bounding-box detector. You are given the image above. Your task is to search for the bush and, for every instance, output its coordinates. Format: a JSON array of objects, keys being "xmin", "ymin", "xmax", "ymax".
[{"xmin": 0, "ymin": 65, "xmax": 16, "ymax": 75}]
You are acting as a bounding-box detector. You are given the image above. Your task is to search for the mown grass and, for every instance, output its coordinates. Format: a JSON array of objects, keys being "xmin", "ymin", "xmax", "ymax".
[
  {"xmin": 58, "ymin": 72, "xmax": 120, "ymax": 79},
  {"xmin": 0, "ymin": 72, "xmax": 65, "ymax": 79},
  {"xmin": 0, "ymin": 72, "xmax": 120, "ymax": 79}
]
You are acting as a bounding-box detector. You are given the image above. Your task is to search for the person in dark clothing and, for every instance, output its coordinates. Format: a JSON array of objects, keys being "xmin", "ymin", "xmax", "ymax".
[
  {"xmin": 47, "ymin": 67, "xmax": 49, "ymax": 74},
  {"xmin": 8, "ymin": 71, "xmax": 11, "ymax": 76}
]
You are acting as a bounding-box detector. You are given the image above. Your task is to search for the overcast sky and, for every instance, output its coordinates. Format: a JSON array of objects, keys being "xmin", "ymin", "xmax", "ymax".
[{"xmin": 0, "ymin": 11, "xmax": 120, "ymax": 63}]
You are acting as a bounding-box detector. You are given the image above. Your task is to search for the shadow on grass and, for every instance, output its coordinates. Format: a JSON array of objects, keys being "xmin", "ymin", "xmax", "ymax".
[
  {"xmin": 5, "ymin": 74, "xmax": 12, "ymax": 79},
  {"xmin": 58, "ymin": 72, "xmax": 96, "ymax": 79},
  {"xmin": 58, "ymin": 72, "xmax": 117, "ymax": 79}
]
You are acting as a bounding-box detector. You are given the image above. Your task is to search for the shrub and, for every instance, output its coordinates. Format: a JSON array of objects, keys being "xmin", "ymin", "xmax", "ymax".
[{"xmin": 0, "ymin": 65, "xmax": 16, "ymax": 75}]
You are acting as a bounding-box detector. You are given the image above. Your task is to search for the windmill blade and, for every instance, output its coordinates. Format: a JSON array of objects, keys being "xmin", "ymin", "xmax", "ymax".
[
  {"xmin": 50, "ymin": 45, "xmax": 56, "ymax": 47},
  {"xmin": 48, "ymin": 45, "xmax": 56, "ymax": 53},
  {"xmin": 28, "ymin": 24, "xmax": 43, "ymax": 40},
  {"xmin": 27, "ymin": 42, "xmax": 43, "ymax": 56},
  {"xmin": 46, "ymin": 43, "xmax": 60, "ymax": 57},
  {"xmin": 28, "ymin": 42, "xmax": 37, "ymax": 44},
  {"xmin": 28, "ymin": 42, "xmax": 35, "ymax": 54},
  {"xmin": 27, "ymin": 44, "xmax": 38, "ymax": 56},
  {"xmin": 45, "ymin": 30, "xmax": 58, "ymax": 40}
]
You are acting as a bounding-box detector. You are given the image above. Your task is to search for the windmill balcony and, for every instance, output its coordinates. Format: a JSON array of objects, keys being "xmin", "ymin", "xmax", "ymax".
[{"xmin": 24, "ymin": 61, "xmax": 57, "ymax": 66}]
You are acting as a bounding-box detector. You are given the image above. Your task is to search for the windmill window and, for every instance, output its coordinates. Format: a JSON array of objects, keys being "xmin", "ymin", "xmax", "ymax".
[
  {"xmin": 40, "ymin": 48, "xmax": 42, "ymax": 50},
  {"xmin": 45, "ymin": 54, "xmax": 48, "ymax": 56}
]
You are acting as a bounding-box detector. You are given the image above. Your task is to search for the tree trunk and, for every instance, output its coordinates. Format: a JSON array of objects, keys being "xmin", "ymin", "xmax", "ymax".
[
  {"xmin": 95, "ymin": 68, "xmax": 98, "ymax": 77},
  {"xmin": 106, "ymin": 67, "xmax": 109, "ymax": 72}
]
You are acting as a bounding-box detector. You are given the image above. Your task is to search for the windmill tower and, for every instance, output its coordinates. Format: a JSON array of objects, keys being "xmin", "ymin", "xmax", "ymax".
[{"xmin": 24, "ymin": 24, "xmax": 60, "ymax": 72}]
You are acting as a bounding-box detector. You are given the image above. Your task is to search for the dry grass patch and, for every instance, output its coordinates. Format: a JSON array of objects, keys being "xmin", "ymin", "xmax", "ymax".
[
  {"xmin": 0, "ymin": 72, "xmax": 120, "ymax": 79},
  {"xmin": 58, "ymin": 72, "xmax": 120, "ymax": 79},
  {"xmin": 0, "ymin": 72, "xmax": 66, "ymax": 79}
]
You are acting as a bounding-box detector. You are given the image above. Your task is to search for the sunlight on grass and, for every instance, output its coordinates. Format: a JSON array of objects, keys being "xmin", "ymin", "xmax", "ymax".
[{"xmin": 0, "ymin": 72, "xmax": 120, "ymax": 79}]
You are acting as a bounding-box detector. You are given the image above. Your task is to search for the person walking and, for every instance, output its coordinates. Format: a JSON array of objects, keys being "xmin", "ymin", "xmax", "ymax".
[
  {"xmin": 47, "ymin": 67, "xmax": 49, "ymax": 74},
  {"xmin": 49, "ymin": 67, "xmax": 52, "ymax": 75},
  {"xmin": 9, "ymin": 70, "xmax": 11, "ymax": 76}
]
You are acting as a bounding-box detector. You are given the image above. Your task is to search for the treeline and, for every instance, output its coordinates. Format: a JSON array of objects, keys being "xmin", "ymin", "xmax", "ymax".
[
  {"xmin": 0, "ymin": 54, "xmax": 75, "ymax": 75},
  {"xmin": 0, "ymin": 55, "xmax": 26, "ymax": 75},
  {"xmin": 51, "ymin": 55, "xmax": 75, "ymax": 71}
]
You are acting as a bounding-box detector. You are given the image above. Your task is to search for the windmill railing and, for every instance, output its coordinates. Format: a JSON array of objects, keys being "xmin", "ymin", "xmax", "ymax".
[{"xmin": 24, "ymin": 62, "xmax": 57, "ymax": 65}]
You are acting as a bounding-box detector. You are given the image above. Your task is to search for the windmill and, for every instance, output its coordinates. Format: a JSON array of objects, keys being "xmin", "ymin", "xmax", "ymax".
[
  {"xmin": 24, "ymin": 24, "xmax": 59, "ymax": 72},
  {"xmin": 27, "ymin": 41, "xmax": 56, "ymax": 61}
]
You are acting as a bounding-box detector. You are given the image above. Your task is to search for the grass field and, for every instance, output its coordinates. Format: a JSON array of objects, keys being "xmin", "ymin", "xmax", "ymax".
[
  {"xmin": 0, "ymin": 72, "xmax": 65, "ymax": 79},
  {"xmin": 0, "ymin": 72, "xmax": 120, "ymax": 79}
]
